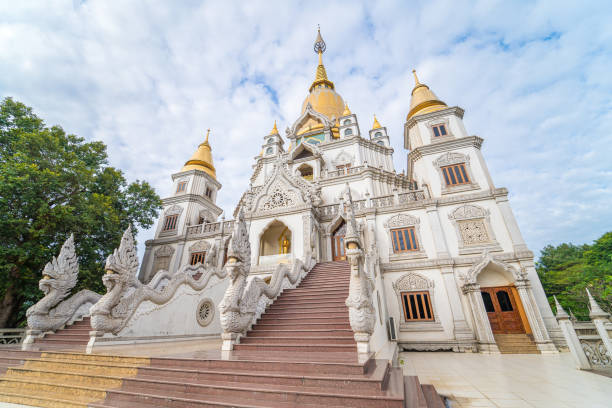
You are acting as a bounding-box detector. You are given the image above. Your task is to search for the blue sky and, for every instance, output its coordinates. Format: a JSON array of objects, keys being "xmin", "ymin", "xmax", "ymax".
[{"xmin": 1, "ymin": 0, "xmax": 611, "ymax": 258}]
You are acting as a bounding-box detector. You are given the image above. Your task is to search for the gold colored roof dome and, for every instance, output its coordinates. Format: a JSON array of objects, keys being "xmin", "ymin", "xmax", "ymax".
[
  {"xmin": 406, "ymin": 70, "xmax": 447, "ymax": 120},
  {"xmin": 299, "ymin": 28, "xmax": 345, "ymax": 125},
  {"xmin": 181, "ymin": 129, "xmax": 216, "ymax": 178}
]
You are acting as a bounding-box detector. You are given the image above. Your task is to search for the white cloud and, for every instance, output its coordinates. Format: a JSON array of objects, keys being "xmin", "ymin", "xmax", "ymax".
[{"xmin": 1, "ymin": 0, "xmax": 611, "ymax": 258}]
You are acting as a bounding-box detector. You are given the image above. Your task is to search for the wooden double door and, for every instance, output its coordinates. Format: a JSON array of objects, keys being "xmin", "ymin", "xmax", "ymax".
[
  {"xmin": 331, "ymin": 222, "xmax": 346, "ymax": 261},
  {"xmin": 480, "ymin": 286, "xmax": 525, "ymax": 334}
]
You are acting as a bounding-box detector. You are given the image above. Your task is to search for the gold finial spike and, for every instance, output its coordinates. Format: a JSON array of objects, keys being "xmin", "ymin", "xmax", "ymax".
[
  {"xmin": 205, "ymin": 129, "xmax": 210, "ymax": 143},
  {"xmin": 342, "ymin": 103, "xmax": 351, "ymax": 116},
  {"xmin": 372, "ymin": 114, "xmax": 382, "ymax": 129},
  {"xmin": 412, "ymin": 69, "xmax": 421, "ymax": 85},
  {"xmin": 270, "ymin": 120, "xmax": 279, "ymax": 135}
]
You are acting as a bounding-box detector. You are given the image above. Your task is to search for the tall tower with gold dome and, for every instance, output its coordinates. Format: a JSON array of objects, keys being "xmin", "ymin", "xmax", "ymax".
[{"xmin": 138, "ymin": 130, "xmax": 224, "ymax": 282}]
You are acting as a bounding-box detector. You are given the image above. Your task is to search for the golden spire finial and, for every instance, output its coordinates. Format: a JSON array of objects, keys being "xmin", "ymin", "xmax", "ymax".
[
  {"xmin": 372, "ymin": 114, "xmax": 382, "ymax": 129},
  {"xmin": 412, "ymin": 69, "xmax": 421, "ymax": 86},
  {"xmin": 204, "ymin": 128, "xmax": 210, "ymax": 144},
  {"xmin": 270, "ymin": 120, "xmax": 279, "ymax": 135},
  {"xmin": 310, "ymin": 26, "xmax": 334, "ymax": 92},
  {"xmin": 342, "ymin": 103, "xmax": 351, "ymax": 116}
]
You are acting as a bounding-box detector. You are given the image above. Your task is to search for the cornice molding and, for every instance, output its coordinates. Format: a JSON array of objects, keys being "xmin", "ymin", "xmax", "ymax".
[
  {"xmin": 162, "ymin": 194, "xmax": 223, "ymax": 214},
  {"xmin": 407, "ymin": 136, "xmax": 484, "ymax": 165},
  {"xmin": 404, "ymin": 106, "xmax": 465, "ymax": 130},
  {"xmin": 171, "ymin": 169, "xmax": 222, "ymax": 188}
]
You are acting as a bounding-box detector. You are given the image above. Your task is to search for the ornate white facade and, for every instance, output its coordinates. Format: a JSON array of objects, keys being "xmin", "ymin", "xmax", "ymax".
[{"xmin": 138, "ymin": 31, "xmax": 564, "ymax": 355}]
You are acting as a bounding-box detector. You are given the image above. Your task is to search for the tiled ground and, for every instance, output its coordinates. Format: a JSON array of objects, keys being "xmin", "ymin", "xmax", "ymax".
[{"xmin": 400, "ymin": 351, "xmax": 611, "ymax": 408}]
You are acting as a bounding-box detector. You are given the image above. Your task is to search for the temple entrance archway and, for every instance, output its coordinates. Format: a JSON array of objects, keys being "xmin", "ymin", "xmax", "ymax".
[
  {"xmin": 331, "ymin": 221, "xmax": 346, "ymax": 261},
  {"xmin": 258, "ymin": 220, "xmax": 291, "ymax": 265}
]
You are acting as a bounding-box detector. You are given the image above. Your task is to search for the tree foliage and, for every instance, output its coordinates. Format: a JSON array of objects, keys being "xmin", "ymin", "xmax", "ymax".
[
  {"xmin": 0, "ymin": 97, "xmax": 162, "ymax": 327},
  {"xmin": 537, "ymin": 232, "xmax": 612, "ymax": 320}
]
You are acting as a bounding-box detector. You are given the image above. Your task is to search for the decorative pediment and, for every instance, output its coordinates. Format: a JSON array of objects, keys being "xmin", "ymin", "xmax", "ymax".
[
  {"xmin": 289, "ymin": 143, "xmax": 321, "ymax": 162},
  {"xmin": 449, "ymin": 204, "xmax": 488, "ymax": 220},
  {"xmin": 250, "ymin": 158, "xmax": 322, "ymax": 214},
  {"xmin": 155, "ymin": 245, "xmax": 174, "ymax": 257},
  {"xmin": 461, "ymin": 252, "xmax": 524, "ymax": 286},
  {"xmin": 165, "ymin": 205, "xmax": 183, "ymax": 215},
  {"xmin": 189, "ymin": 240, "xmax": 210, "ymax": 252},
  {"xmin": 384, "ymin": 213, "xmax": 420, "ymax": 228},
  {"xmin": 288, "ymin": 103, "xmax": 333, "ymax": 138},
  {"xmin": 435, "ymin": 152, "xmax": 469, "ymax": 167},
  {"xmin": 393, "ymin": 272, "xmax": 433, "ymax": 291}
]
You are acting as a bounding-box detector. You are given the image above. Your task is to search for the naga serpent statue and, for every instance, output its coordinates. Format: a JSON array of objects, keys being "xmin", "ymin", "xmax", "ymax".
[{"xmin": 26, "ymin": 234, "xmax": 102, "ymax": 332}]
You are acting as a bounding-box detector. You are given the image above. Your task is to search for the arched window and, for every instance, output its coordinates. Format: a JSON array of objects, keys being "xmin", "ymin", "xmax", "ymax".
[
  {"xmin": 377, "ymin": 140, "xmax": 384, "ymax": 146},
  {"xmin": 297, "ymin": 163, "xmax": 314, "ymax": 181},
  {"xmin": 343, "ymin": 119, "xmax": 351, "ymax": 125},
  {"xmin": 344, "ymin": 128, "xmax": 353, "ymax": 136},
  {"xmin": 375, "ymin": 131, "xmax": 382, "ymax": 137},
  {"xmin": 266, "ymin": 147, "xmax": 273, "ymax": 154}
]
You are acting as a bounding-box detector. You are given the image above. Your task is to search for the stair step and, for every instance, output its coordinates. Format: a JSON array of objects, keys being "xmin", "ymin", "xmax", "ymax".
[
  {"xmin": 233, "ymin": 343, "xmax": 357, "ymax": 353},
  {"xmin": 252, "ymin": 322, "xmax": 352, "ymax": 330},
  {"xmin": 246, "ymin": 329, "xmax": 354, "ymax": 338},
  {"xmin": 240, "ymin": 336, "xmax": 355, "ymax": 345}
]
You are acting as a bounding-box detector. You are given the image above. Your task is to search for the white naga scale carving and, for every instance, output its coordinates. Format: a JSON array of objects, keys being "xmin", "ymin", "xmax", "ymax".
[
  {"xmin": 26, "ymin": 235, "xmax": 102, "ymax": 332},
  {"xmin": 342, "ymin": 185, "xmax": 376, "ymax": 352},
  {"xmin": 89, "ymin": 226, "xmax": 226, "ymax": 334},
  {"xmin": 218, "ymin": 210, "xmax": 315, "ymax": 350}
]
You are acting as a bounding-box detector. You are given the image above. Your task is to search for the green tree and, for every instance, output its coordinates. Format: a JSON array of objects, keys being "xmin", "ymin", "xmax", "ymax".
[
  {"xmin": 0, "ymin": 97, "xmax": 162, "ymax": 327},
  {"xmin": 537, "ymin": 232, "xmax": 612, "ymax": 320}
]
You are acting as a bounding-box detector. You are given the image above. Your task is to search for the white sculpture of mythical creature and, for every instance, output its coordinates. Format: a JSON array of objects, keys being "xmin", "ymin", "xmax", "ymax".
[
  {"xmin": 26, "ymin": 235, "xmax": 102, "ymax": 332},
  {"xmin": 90, "ymin": 226, "xmax": 227, "ymax": 335},
  {"xmin": 218, "ymin": 209, "xmax": 315, "ymax": 350},
  {"xmin": 342, "ymin": 184, "xmax": 376, "ymax": 353}
]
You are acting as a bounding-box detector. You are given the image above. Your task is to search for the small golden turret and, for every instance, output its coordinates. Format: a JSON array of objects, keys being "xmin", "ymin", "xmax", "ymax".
[
  {"xmin": 270, "ymin": 120, "xmax": 279, "ymax": 135},
  {"xmin": 406, "ymin": 70, "xmax": 447, "ymax": 120},
  {"xmin": 372, "ymin": 114, "xmax": 382, "ymax": 129},
  {"xmin": 342, "ymin": 103, "xmax": 352, "ymax": 116},
  {"xmin": 181, "ymin": 129, "xmax": 216, "ymax": 178}
]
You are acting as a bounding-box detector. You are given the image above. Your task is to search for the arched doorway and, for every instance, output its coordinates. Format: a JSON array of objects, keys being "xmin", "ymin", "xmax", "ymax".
[
  {"xmin": 331, "ymin": 222, "xmax": 346, "ymax": 261},
  {"xmin": 480, "ymin": 287, "xmax": 524, "ymax": 334},
  {"xmin": 477, "ymin": 265, "xmax": 527, "ymax": 334}
]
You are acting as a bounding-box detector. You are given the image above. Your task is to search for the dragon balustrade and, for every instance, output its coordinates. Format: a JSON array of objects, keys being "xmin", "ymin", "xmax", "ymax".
[
  {"xmin": 88, "ymin": 226, "xmax": 227, "ymax": 350},
  {"xmin": 22, "ymin": 235, "xmax": 102, "ymax": 349}
]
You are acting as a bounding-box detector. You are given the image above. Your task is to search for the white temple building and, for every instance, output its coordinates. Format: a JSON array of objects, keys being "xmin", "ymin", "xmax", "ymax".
[{"xmin": 138, "ymin": 29, "xmax": 564, "ymax": 354}]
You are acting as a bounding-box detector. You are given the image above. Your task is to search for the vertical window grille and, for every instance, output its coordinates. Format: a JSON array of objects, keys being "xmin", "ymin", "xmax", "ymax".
[
  {"xmin": 391, "ymin": 227, "xmax": 418, "ymax": 253},
  {"xmin": 441, "ymin": 163, "xmax": 470, "ymax": 186},
  {"xmin": 163, "ymin": 215, "xmax": 179, "ymax": 231},
  {"xmin": 432, "ymin": 124, "xmax": 448, "ymax": 137},
  {"xmin": 190, "ymin": 251, "xmax": 206, "ymax": 265},
  {"xmin": 401, "ymin": 291, "xmax": 434, "ymax": 321},
  {"xmin": 176, "ymin": 181, "xmax": 187, "ymax": 193},
  {"xmin": 205, "ymin": 187, "xmax": 213, "ymax": 198}
]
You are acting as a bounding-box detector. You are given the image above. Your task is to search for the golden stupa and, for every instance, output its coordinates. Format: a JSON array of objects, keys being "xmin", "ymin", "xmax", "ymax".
[
  {"xmin": 297, "ymin": 28, "xmax": 345, "ymax": 135},
  {"xmin": 181, "ymin": 129, "xmax": 216, "ymax": 178},
  {"xmin": 406, "ymin": 70, "xmax": 447, "ymax": 120}
]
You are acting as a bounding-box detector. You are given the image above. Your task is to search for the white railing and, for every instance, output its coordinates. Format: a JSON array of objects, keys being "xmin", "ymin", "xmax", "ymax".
[
  {"xmin": 186, "ymin": 220, "xmax": 234, "ymax": 237},
  {"xmin": 0, "ymin": 329, "xmax": 26, "ymax": 345},
  {"xmin": 317, "ymin": 190, "xmax": 427, "ymax": 218}
]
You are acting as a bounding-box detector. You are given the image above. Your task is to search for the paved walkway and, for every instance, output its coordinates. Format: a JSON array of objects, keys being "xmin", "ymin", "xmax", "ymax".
[{"xmin": 400, "ymin": 351, "xmax": 611, "ymax": 408}]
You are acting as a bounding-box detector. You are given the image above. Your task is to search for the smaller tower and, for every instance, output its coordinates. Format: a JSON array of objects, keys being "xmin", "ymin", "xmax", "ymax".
[
  {"xmin": 369, "ymin": 114, "xmax": 390, "ymax": 147},
  {"xmin": 338, "ymin": 103, "xmax": 360, "ymax": 138},
  {"xmin": 261, "ymin": 121, "xmax": 285, "ymax": 157}
]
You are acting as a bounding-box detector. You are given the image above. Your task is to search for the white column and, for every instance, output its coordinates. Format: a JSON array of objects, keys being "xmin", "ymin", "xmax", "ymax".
[
  {"xmin": 463, "ymin": 283, "xmax": 499, "ymax": 353},
  {"xmin": 426, "ymin": 204, "xmax": 451, "ymax": 259},
  {"xmin": 440, "ymin": 267, "xmax": 475, "ymax": 346},
  {"xmin": 495, "ymin": 195, "xmax": 528, "ymax": 252},
  {"xmin": 515, "ymin": 279, "xmax": 557, "ymax": 353}
]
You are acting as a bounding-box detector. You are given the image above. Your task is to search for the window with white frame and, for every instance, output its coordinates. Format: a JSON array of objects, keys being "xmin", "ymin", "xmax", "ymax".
[
  {"xmin": 384, "ymin": 214, "xmax": 426, "ymax": 260},
  {"xmin": 434, "ymin": 152, "xmax": 479, "ymax": 194}
]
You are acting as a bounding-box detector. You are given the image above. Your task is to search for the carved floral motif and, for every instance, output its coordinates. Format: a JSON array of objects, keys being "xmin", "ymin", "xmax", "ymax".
[{"xmin": 458, "ymin": 220, "xmax": 490, "ymax": 245}]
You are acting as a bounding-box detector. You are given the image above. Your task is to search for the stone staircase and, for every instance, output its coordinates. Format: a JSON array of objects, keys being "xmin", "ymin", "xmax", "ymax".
[
  {"xmin": 26, "ymin": 317, "xmax": 92, "ymax": 352},
  {"xmin": 0, "ymin": 261, "xmax": 445, "ymax": 407},
  {"xmin": 494, "ymin": 334, "xmax": 540, "ymax": 354}
]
